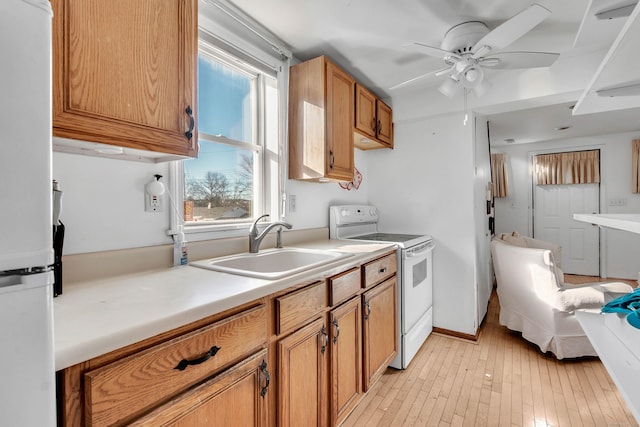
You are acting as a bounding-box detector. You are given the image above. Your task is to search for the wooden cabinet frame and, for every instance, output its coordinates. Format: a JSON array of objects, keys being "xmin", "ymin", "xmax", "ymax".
[
  {"xmin": 330, "ymin": 297, "xmax": 362, "ymax": 425},
  {"xmin": 57, "ymin": 250, "xmax": 399, "ymax": 427},
  {"xmin": 51, "ymin": 0, "xmax": 198, "ymax": 157},
  {"xmin": 288, "ymin": 56, "xmax": 354, "ymax": 182},
  {"xmin": 354, "ymin": 84, "xmax": 394, "ymax": 150}
]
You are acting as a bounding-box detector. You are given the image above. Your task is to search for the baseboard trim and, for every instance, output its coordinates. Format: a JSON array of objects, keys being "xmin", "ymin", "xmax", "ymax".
[{"xmin": 432, "ymin": 327, "xmax": 480, "ymax": 342}]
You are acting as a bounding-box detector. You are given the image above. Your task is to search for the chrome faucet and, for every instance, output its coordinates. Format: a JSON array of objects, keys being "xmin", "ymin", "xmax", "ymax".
[{"xmin": 249, "ymin": 214, "xmax": 293, "ymax": 253}]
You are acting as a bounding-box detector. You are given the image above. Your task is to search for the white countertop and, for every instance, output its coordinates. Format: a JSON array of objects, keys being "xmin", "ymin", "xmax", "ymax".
[
  {"xmin": 573, "ymin": 213, "xmax": 640, "ymax": 234},
  {"xmin": 54, "ymin": 240, "xmax": 396, "ymax": 371},
  {"xmin": 576, "ymin": 311, "xmax": 640, "ymax": 424}
]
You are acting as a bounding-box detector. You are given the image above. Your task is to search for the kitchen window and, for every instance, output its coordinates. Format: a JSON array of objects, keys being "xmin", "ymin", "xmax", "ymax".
[{"xmin": 170, "ymin": 28, "xmax": 289, "ymax": 239}]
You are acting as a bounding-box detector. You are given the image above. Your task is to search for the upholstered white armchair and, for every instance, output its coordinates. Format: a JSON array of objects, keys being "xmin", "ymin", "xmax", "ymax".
[{"xmin": 491, "ymin": 237, "xmax": 633, "ymax": 359}]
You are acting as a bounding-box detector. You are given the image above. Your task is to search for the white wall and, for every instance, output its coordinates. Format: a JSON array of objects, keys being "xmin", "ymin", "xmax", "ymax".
[
  {"xmin": 366, "ymin": 112, "xmax": 479, "ymax": 335},
  {"xmin": 53, "ymin": 152, "xmax": 173, "ymax": 254},
  {"xmin": 52, "ymin": 148, "xmax": 370, "ymax": 255},
  {"xmin": 474, "ymin": 116, "xmax": 493, "ymax": 326},
  {"xmin": 493, "ymin": 131, "xmax": 640, "ymax": 279},
  {"xmin": 283, "ymin": 149, "xmax": 369, "ymax": 229}
]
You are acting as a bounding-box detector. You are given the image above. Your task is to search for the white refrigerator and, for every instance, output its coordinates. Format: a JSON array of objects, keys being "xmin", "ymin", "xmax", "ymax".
[{"xmin": 0, "ymin": 0, "xmax": 57, "ymax": 426}]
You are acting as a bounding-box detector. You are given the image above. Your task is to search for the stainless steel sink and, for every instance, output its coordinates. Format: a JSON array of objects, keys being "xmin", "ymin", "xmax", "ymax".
[{"xmin": 190, "ymin": 248, "xmax": 353, "ymax": 280}]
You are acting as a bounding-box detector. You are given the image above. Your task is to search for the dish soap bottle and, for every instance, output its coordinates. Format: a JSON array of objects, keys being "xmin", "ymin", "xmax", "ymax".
[{"xmin": 173, "ymin": 226, "xmax": 188, "ymax": 266}]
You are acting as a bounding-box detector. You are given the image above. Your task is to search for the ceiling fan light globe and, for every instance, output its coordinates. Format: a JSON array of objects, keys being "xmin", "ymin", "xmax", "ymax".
[
  {"xmin": 462, "ymin": 66, "xmax": 484, "ymax": 89},
  {"xmin": 465, "ymin": 68, "xmax": 480, "ymax": 83},
  {"xmin": 438, "ymin": 78, "xmax": 462, "ymax": 98},
  {"xmin": 473, "ymin": 78, "xmax": 492, "ymax": 97}
]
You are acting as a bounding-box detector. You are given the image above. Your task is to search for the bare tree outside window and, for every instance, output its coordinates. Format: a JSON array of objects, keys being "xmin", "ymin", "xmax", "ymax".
[{"xmin": 185, "ymin": 153, "xmax": 253, "ymax": 221}]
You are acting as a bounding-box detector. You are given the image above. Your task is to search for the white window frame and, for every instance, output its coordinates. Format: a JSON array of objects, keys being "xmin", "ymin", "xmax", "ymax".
[{"xmin": 168, "ymin": 4, "xmax": 291, "ymax": 242}]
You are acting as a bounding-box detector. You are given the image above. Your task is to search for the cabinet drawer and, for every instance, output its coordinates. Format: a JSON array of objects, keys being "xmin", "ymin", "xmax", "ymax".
[
  {"xmin": 85, "ymin": 305, "xmax": 267, "ymax": 427},
  {"xmin": 363, "ymin": 252, "xmax": 397, "ymax": 288},
  {"xmin": 329, "ymin": 267, "xmax": 361, "ymax": 306},
  {"xmin": 276, "ymin": 281, "xmax": 326, "ymax": 334},
  {"xmin": 130, "ymin": 349, "xmax": 269, "ymax": 426}
]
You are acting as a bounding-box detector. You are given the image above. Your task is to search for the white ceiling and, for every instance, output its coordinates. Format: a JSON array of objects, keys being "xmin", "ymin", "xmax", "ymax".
[
  {"xmin": 486, "ymin": 101, "xmax": 640, "ymax": 146},
  {"xmin": 228, "ymin": 0, "xmax": 640, "ymax": 146}
]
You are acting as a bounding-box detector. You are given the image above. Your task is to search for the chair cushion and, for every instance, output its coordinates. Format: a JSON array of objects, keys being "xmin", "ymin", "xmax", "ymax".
[
  {"xmin": 558, "ymin": 282, "xmax": 634, "ymax": 311},
  {"xmin": 522, "ymin": 236, "xmax": 562, "ymax": 269}
]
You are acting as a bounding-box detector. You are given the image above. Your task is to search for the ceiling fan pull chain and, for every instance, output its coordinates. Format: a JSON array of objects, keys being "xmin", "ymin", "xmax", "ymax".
[{"xmin": 463, "ymin": 89, "xmax": 469, "ymax": 126}]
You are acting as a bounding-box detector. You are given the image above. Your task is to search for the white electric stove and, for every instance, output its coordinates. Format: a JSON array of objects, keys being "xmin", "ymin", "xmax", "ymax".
[{"xmin": 329, "ymin": 205, "xmax": 435, "ymax": 369}]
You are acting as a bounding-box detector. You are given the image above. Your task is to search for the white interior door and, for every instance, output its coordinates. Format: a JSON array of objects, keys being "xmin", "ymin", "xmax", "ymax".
[{"xmin": 533, "ymin": 184, "xmax": 600, "ymax": 275}]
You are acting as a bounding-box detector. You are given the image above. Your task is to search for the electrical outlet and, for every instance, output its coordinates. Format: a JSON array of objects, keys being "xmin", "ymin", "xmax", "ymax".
[
  {"xmin": 289, "ymin": 194, "xmax": 297, "ymax": 213},
  {"xmin": 608, "ymin": 198, "xmax": 627, "ymax": 207},
  {"xmin": 145, "ymin": 194, "xmax": 163, "ymax": 212}
]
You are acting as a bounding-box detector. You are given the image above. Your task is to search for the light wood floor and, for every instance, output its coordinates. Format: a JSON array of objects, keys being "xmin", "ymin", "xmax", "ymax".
[{"xmin": 343, "ymin": 275, "xmax": 638, "ymax": 427}]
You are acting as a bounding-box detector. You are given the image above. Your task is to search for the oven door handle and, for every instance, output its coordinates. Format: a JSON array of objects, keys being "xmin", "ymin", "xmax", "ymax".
[{"xmin": 405, "ymin": 241, "xmax": 435, "ymax": 258}]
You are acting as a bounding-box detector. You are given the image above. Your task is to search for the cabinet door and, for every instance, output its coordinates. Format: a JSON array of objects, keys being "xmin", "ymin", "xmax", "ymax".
[
  {"xmin": 362, "ymin": 278, "xmax": 398, "ymax": 391},
  {"xmin": 376, "ymin": 100, "xmax": 393, "ymax": 147},
  {"xmin": 278, "ymin": 317, "xmax": 328, "ymax": 427},
  {"xmin": 330, "ymin": 297, "xmax": 362, "ymax": 426},
  {"xmin": 84, "ymin": 305, "xmax": 267, "ymax": 426},
  {"xmin": 131, "ymin": 349, "xmax": 269, "ymax": 426},
  {"xmin": 325, "ymin": 60, "xmax": 354, "ymax": 181},
  {"xmin": 354, "ymin": 84, "xmax": 377, "ymax": 139},
  {"xmin": 52, "ymin": 0, "xmax": 198, "ymax": 157}
]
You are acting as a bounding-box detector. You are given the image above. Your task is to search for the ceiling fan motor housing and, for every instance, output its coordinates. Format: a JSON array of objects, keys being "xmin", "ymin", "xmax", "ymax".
[{"xmin": 440, "ymin": 21, "xmax": 489, "ymax": 54}]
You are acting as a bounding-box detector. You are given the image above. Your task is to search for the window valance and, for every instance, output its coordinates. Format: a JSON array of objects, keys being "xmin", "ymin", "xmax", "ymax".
[{"xmin": 533, "ymin": 150, "xmax": 600, "ymax": 185}]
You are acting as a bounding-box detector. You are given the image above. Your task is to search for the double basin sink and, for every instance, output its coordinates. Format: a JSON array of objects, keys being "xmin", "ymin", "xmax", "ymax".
[{"xmin": 190, "ymin": 248, "xmax": 353, "ymax": 280}]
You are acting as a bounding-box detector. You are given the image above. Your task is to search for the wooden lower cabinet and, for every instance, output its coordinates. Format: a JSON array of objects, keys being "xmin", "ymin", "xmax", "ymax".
[
  {"xmin": 58, "ymin": 252, "xmax": 400, "ymax": 427},
  {"xmin": 277, "ymin": 317, "xmax": 328, "ymax": 427},
  {"xmin": 362, "ymin": 277, "xmax": 398, "ymax": 391},
  {"xmin": 130, "ymin": 349, "xmax": 269, "ymax": 426},
  {"xmin": 58, "ymin": 304, "xmax": 268, "ymax": 426},
  {"xmin": 330, "ymin": 297, "xmax": 362, "ymax": 425}
]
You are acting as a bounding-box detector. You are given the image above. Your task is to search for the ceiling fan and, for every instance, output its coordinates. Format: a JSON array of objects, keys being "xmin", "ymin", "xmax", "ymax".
[{"xmin": 390, "ymin": 3, "xmax": 559, "ymax": 97}]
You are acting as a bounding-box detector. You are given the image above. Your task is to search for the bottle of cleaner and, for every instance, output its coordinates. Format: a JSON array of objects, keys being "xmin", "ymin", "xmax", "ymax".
[{"xmin": 174, "ymin": 226, "xmax": 188, "ymax": 266}]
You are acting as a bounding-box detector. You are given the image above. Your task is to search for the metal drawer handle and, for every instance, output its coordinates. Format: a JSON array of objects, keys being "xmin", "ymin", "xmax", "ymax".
[
  {"xmin": 184, "ymin": 105, "xmax": 195, "ymax": 140},
  {"xmin": 321, "ymin": 325, "xmax": 329, "ymax": 354},
  {"xmin": 329, "ymin": 150, "xmax": 335, "ymax": 169},
  {"xmin": 332, "ymin": 317, "xmax": 340, "ymax": 344},
  {"xmin": 260, "ymin": 360, "xmax": 270, "ymax": 398},
  {"xmin": 379, "ymin": 267, "xmax": 387, "ymax": 274},
  {"xmin": 364, "ymin": 300, "xmax": 371, "ymax": 320},
  {"xmin": 174, "ymin": 345, "xmax": 220, "ymax": 371}
]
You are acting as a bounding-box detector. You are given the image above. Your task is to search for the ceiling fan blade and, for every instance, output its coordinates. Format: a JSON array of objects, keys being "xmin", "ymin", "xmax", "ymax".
[
  {"xmin": 596, "ymin": 81, "xmax": 640, "ymax": 97},
  {"xmin": 595, "ymin": 2, "xmax": 637, "ymax": 20},
  {"xmin": 472, "ymin": 4, "xmax": 551, "ymax": 54},
  {"xmin": 402, "ymin": 42, "xmax": 456, "ymax": 59},
  {"xmin": 482, "ymin": 51, "xmax": 559, "ymax": 69},
  {"xmin": 389, "ymin": 67, "xmax": 452, "ymax": 90}
]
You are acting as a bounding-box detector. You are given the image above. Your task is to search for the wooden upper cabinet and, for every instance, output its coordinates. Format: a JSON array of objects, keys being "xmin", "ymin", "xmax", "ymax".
[
  {"xmin": 376, "ymin": 99, "xmax": 393, "ymax": 146},
  {"xmin": 354, "ymin": 84, "xmax": 393, "ymax": 150},
  {"xmin": 354, "ymin": 85, "xmax": 377, "ymax": 139},
  {"xmin": 51, "ymin": 0, "xmax": 198, "ymax": 158},
  {"xmin": 289, "ymin": 56, "xmax": 354, "ymax": 182}
]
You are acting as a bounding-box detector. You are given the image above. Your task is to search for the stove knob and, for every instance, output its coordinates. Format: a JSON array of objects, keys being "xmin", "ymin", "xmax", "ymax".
[
  {"xmin": 341, "ymin": 209, "xmax": 349, "ymax": 217},
  {"xmin": 369, "ymin": 208, "xmax": 377, "ymax": 216}
]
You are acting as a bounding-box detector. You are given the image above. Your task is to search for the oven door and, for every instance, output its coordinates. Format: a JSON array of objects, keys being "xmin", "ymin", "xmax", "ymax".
[{"xmin": 401, "ymin": 241, "xmax": 435, "ymax": 333}]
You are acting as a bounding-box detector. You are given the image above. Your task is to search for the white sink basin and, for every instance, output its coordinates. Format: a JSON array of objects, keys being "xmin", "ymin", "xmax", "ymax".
[{"xmin": 190, "ymin": 248, "xmax": 353, "ymax": 280}]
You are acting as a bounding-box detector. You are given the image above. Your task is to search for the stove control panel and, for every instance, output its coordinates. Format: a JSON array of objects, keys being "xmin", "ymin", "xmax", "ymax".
[{"xmin": 330, "ymin": 205, "xmax": 379, "ymax": 226}]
